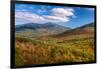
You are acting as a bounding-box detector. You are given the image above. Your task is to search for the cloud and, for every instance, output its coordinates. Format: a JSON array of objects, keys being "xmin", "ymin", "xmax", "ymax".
[
  {"xmin": 15, "ymin": 7, "xmax": 74, "ymax": 24},
  {"xmin": 52, "ymin": 8, "xmax": 74, "ymax": 17},
  {"xmin": 15, "ymin": 12, "xmax": 48, "ymax": 24},
  {"xmin": 16, "ymin": 4, "xmax": 35, "ymax": 12},
  {"xmin": 44, "ymin": 15, "xmax": 69, "ymax": 23},
  {"xmin": 87, "ymin": 8, "xmax": 94, "ymax": 10},
  {"xmin": 77, "ymin": 7, "xmax": 94, "ymax": 11}
]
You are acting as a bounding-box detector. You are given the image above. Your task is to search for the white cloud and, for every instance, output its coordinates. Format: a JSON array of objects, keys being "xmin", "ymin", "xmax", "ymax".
[
  {"xmin": 87, "ymin": 8, "xmax": 95, "ymax": 10},
  {"xmin": 15, "ymin": 12, "xmax": 48, "ymax": 24},
  {"xmin": 44, "ymin": 15, "xmax": 69, "ymax": 23},
  {"xmin": 76, "ymin": 7, "xmax": 94, "ymax": 11},
  {"xmin": 52, "ymin": 8, "xmax": 74, "ymax": 17},
  {"xmin": 15, "ymin": 7, "xmax": 74, "ymax": 24}
]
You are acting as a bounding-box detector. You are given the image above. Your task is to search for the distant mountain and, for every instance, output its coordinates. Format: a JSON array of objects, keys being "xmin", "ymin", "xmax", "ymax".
[
  {"xmin": 52, "ymin": 23, "xmax": 94, "ymax": 37},
  {"xmin": 15, "ymin": 23, "xmax": 71, "ymax": 38},
  {"xmin": 79, "ymin": 23, "xmax": 94, "ymax": 28}
]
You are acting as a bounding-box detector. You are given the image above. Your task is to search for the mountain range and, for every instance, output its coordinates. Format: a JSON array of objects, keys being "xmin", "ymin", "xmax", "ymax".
[
  {"xmin": 15, "ymin": 23, "xmax": 70, "ymax": 38},
  {"xmin": 57, "ymin": 23, "xmax": 94, "ymax": 36},
  {"xmin": 15, "ymin": 22, "xmax": 94, "ymax": 38}
]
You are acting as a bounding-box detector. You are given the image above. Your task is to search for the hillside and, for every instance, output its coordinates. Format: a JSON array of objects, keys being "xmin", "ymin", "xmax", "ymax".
[
  {"xmin": 15, "ymin": 22, "xmax": 95, "ymax": 67},
  {"xmin": 15, "ymin": 23, "xmax": 70, "ymax": 38},
  {"xmin": 56, "ymin": 23, "xmax": 94, "ymax": 36}
]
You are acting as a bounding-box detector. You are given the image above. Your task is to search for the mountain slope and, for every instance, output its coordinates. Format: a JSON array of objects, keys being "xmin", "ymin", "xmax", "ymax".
[
  {"xmin": 39, "ymin": 23, "xmax": 94, "ymax": 40},
  {"xmin": 56, "ymin": 23, "xmax": 94, "ymax": 36},
  {"xmin": 15, "ymin": 23, "xmax": 70, "ymax": 38}
]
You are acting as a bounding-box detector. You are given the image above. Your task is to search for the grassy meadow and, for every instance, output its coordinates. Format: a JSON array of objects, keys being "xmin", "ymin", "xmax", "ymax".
[{"xmin": 15, "ymin": 34, "xmax": 95, "ymax": 67}]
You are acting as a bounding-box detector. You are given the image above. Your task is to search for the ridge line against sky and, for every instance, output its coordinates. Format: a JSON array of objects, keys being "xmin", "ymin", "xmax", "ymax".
[{"xmin": 15, "ymin": 3, "xmax": 95, "ymax": 28}]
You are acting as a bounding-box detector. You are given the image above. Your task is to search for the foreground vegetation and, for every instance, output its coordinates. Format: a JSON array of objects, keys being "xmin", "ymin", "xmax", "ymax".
[{"xmin": 15, "ymin": 35, "xmax": 95, "ymax": 67}]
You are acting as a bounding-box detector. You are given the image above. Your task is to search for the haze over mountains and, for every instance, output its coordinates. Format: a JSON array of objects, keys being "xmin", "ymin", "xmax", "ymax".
[
  {"xmin": 56, "ymin": 23, "xmax": 94, "ymax": 36},
  {"xmin": 15, "ymin": 22, "xmax": 94, "ymax": 38},
  {"xmin": 15, "ymin": 23, "xmax": 71, "ymax": 37}
]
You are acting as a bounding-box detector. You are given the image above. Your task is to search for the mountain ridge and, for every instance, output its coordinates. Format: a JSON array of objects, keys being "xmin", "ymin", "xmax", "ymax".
[
  {"xmin": 53, "ymin": 23, "xmax": 94, "ymax": 37},
  {"xmin": 15, "ymin": 23, "xmax": 71, "ymax": 38}
]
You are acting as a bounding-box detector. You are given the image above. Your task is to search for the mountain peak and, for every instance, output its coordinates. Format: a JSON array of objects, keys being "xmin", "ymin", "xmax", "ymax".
[{"xmin": 15, "ymin": 23, "xmax": 71, "ymax": 37}]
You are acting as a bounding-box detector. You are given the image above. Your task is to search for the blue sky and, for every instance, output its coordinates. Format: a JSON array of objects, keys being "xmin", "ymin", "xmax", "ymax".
[{"xmin": 15, "ymin": 4, "xmax": 95, "ymax": 28}]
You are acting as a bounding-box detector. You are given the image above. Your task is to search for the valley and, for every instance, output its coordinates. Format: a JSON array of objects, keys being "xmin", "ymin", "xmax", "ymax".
[{"xmin": 15, "ymin": 23, "xmax": 95, "ymax": 67}]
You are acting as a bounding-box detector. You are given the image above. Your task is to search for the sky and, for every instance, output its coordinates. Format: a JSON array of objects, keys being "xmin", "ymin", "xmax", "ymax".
[{"xmin": 15, "ymin": 3, "xmax": 95, "ymax": 28}]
